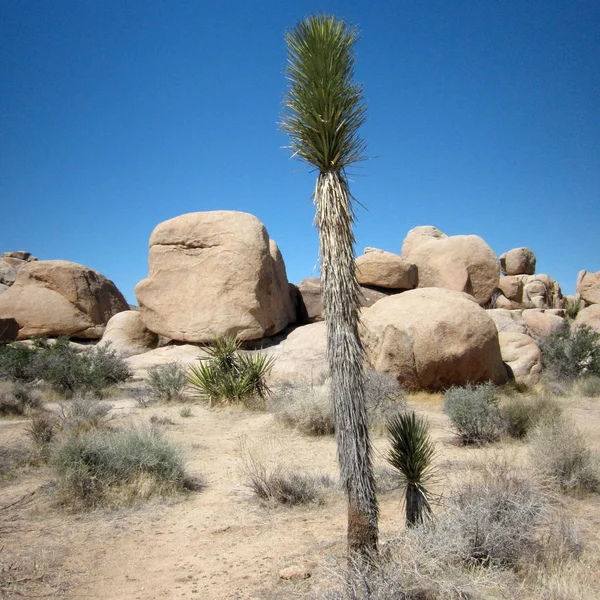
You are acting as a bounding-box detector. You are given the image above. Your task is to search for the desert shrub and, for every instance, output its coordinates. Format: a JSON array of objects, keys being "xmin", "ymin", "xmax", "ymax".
[
  {"xmin": 444, "ymin": 382, "xmax": 503, "ymax": 444},
  {"xmin": 131, "ymin": 386, "xmax": 153, "ymax": 408},
  {"xmin": 499, "ymin": 393, "xmax": 562, "ymax": 439},
  {"xmin": 540, "ymin": 321, "xmax": 600, "ymax": 381},
  {"xmin": 50, "ymin": 426, "xmax": 187, "ymax": 508},
  {"xmin": 272, "ymin": 382, "xmax": 334, "ymax": 436},
  {"xmin": 58, "ymin": 396, "xmax": 113, "ymax": 435},
  {"xmin": 187, "ymin": 336, "xmax": 274, "ymax": 406},
  {"xmin": 1, "ymin": 338, "xmax": 131, "ymax": 397},
  {"xmin": 0, "ymin": 343, "xmax": 37, "ymax": 382},
  {"xmin": 0, "ymin": 444, "xmax": 30, "ymax": 483},
  {"xmin": 0, "ymin": 381, "xmax": 41, "ymax": 416},
  {"xmin": 238, "ymin": 436, "xmax": 333, "ymax": 505},
  {"xmin": 576, "ymin": 375, "xmax": 600, "ymax": 397},
  {"xmin": 26, "ymin": 413, "xmax": 57, "ymax": 459},
  {"xmin": 446, "ymin": 459, "xmax": 548, "ymax": 567},
  {"xmin": 147, "ymin": 362, "xmax": 187, "ymax": 401},
  {"xmin": 529, "ymin": 416, "xmax": 599, "ymax": 494}
]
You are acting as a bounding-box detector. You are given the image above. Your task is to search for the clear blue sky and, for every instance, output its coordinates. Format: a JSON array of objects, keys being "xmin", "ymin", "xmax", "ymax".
[{"xmin": 2, "ymin": 1, "xmax": 598, "ymax": 303}]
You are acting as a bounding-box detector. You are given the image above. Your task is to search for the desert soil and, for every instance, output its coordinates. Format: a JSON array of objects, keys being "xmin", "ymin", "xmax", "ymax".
[{"xmin": 1, "ymin": 391, "xmax": 599, "ymax": 599}]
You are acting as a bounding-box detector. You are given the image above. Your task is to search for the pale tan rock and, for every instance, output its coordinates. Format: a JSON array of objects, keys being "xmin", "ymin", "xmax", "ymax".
[
  {"xmin": 0, "ymin": 283, "xmax": 8, "ymax": 296},
  {"xmin": 0, "ymin": 262, "xmax": 16, "ymax": 286},
  {"xmin": 135, "ymin": 211, "xmax": 294, "ymax": 343},
  {"xmin": 499, "ymin": 247, "xmax": 536, "ymax": 276},
  {"xmin": 486, "ymin": 309, "xmax": 526, "ymax": 334},
  {"xmin": 522, "ymin": 275, "xmax": 564, "ymax": 309},
  {"xmin": 522, "ymin": 309, "xmax": 564, "ymax": 342},
  {"xmin": 401, "ymin": 226, "xmax": 499, "ymax": 305},
  {"xmin": 99, "ymin": 311, "xmax": 159, "ymax": 358},
  {"xmin": 0, "ymin": 260, "xmax": 128, "ymax": 339},
  {"xmin": 494, "ymin": 293, "xmax": 519, "ymax": 310},
  {"xmin": 498, "ymin": 332, "xmax": 542, "ymax": 387},
  {"xmin": 268, "ymin": 322, "xmax": 328, "ymax": 386},
  {"xmin": 126, "ymin": 344, "xmax": 208, "ymax": 380},
  {"xmin": 2, "ymin": 251, "xmax": 30, "ymax": 261},
  {"xmin": 575, "ymin": 304, "xmax": 600, "ymax": 334},
  {"xmin": 356, "ymin": 248, "xmax": 417, "ymax": 289},
  {"xmin": 497, "ymin": 275, "xmax": 527, "ymax": 304},
  {"xmin": 279, "ymin": 566, "xmax": 311, "ymax": 580},
  {"xmin": 576, "ymin": 270, "xmax": 600, "ymax": 305},
  {"xmin": 360, "ymin": 288, "xmax": 507, "ymax": 390}
]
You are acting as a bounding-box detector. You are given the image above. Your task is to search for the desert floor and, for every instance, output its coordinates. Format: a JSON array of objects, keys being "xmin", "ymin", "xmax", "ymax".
[{"xmin": 1, "ymin": 390, "xmax": 599, "ymax": 599}]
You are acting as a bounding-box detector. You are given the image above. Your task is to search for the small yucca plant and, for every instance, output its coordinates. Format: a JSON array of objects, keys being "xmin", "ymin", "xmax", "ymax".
[
  {"xmin": 186, "ymin": 336, "xmax": 274, "ymax": 406},
  {"xmin": 386, "ymin": 411, "xmax": 436, "ymax": 526}
]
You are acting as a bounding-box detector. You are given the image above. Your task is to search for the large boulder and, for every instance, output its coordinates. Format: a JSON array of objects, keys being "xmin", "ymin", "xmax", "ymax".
[
  {"xmin": 401, "ymin": 226, "xmax": 499, "ymax": 305},
  {"xmin": 497, "ymin": 275, "xmax": 527, "ymax": 307},
  {"xmin": 575, "ymin": 304, "xmax": 600, "ymax": 334},
  {"xmin": 135, "ymin": 211, "xmax": 295, "ymax": 343},
  {"xmin": 498, "ymin": 332, "xmax": 542, "ymax": 387},
  {"xmin": 267, "ymin": 322, "xmax": 328, "ymax": 386},
  {"xmin": 576, "ymin": 270, "xmax": 600, "ymax": 305},
  {"xmin": 0, "ymin": 260, "xmax": 128, "ymax": 339},
  {"xmin": 0, "ymin": 262, "xmax": 17, "ymax": 286},
  {"xmin": 522, "ymin": 309, "xmax": 564, "ymax": 343},
  {"xmin": 99, "ymin": 311, "xmax": 159, "ymax": 358},
  {"xmin": 360, "ymin": 288, "xmax": 508, "ymax": 390},
  {"xmin": 499, "ymin": 248, "xmax": 536, "ymax": 276},
  {"xmin": 355, "ymin": 248, "xmax": 417, "ymax": 290},
  {"xmin": 497, "ymin": 274, "xmax": 564, "ymax": 309}
]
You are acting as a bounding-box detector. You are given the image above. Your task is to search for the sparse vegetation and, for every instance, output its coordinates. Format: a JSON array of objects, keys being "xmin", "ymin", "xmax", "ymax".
[
  {"xmin": 187, "ymin": 336, "xmax": 274, "ymax": 406},
  {"xmin": 565, "ymin": 296, "xmax": 583, "ymax": 320},
  {"xmin": 499, "ymin": 392, "xmax": 562, "ymax": 439},
  {"xmin": 540, "ymin": 321, "xmax": 600, "ymax": 381},
  {"xmin": 239, "ymin": 436, "xmax": 333, "ymax": 505},
  {"xmin": 364, "ymin": 370, "xmax": 406, "ymax": 432},
  {"xmin": 444, "ymin": 382, "xmax": 503, "ymax": 444},
  {"xmin": 147, "ymin": 362, "xmax": 188, "ymax": 402},
  {"xmin": 179, "ymin": 406, "xmax": 192, "ymax": 418},
  {"xmin": 58, "ymin": 395, "xmax": 113, "ymax": 435},
  {"xmin": 50, "ymin": 426, "xmax": 188, "ymax": 508},
  {"xmin": 386, "ymin": 411, "xmax": 435, "ymax": 526},
  {"xmin": 529, "ymin": 416, "xmax": 599, "ymax": 494}
]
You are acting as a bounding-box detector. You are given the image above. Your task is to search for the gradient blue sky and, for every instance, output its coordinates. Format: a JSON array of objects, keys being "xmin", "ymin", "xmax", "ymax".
[{"xmin": 2, "ymin": 1, "xmax": 599, "ymax": 303}]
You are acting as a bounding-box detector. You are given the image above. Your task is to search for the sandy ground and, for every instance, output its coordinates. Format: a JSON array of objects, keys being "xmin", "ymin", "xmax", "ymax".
[{"xmin": 1, "ymin": 391, "xmax": 599, "ymax": 599}]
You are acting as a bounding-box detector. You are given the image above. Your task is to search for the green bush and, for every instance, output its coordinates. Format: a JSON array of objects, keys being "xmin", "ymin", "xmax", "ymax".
[
  {"xmin": 0, "ymin": 338, "xmax": 131, "ymax": 397},
  {"xmin": 444, "ymin": 382, "xmax": 503, "ymax": 444},
  {"xmin": 51, "ymin": 426, "xmax": 187, "ymax": 508},
  {"xmin": 540, "ymin": 321, "xmax": 600, "ymax": 381},
  {"xmin": 147, "ymin": 362, "xmax": 188, "ymax": 401},
  {"xmin": 187, "ymin": 337, "xmax": 274, "ymax": 406}
]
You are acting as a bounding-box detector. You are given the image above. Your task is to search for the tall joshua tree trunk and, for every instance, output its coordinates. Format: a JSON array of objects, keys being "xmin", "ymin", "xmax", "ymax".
[
  {"xmin": 316, "ymin": 170, "xmax": 378, "ymax": 554},
  {"xmin": 282, "ymin": 14, "xmax": 378, "ymax": 557}
]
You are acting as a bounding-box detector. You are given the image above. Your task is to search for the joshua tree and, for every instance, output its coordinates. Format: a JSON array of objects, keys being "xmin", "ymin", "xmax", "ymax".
[
  {"xmin": 281, "ymin": 14, "xmax": 378, "ymax": 556},
  {"xmin": 386, "ymin": 411, "xmax": 435, "ymax": 526}
]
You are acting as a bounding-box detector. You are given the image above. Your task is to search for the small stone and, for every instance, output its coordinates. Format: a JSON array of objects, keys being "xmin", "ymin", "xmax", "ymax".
[{"xmin": 279, "ymin": 565, "xmax": 311, "ymax": 580}]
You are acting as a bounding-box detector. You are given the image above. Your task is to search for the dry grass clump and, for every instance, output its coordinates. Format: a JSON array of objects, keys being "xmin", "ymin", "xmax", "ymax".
[
  {"xmin": 58, "ymin": 395, "xmax": 113, "ymax": 435},
  {"xmin": 272, "ymin": 382, "xmax": 334, "ymax": 436},
  {"xmin": 498, "ymin": 392, "xmax": 562, "ymax": 439},
  {"xmin": 529, "ymin": 415, "xmax": 599, "ymax": 494},
  {"xmin": 238, "ymin": 436, "xmax": 334, "ymax": 505},
  {"xmin": 50, "ymin": 425, "xmax": 189, "ymax": 509}
]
